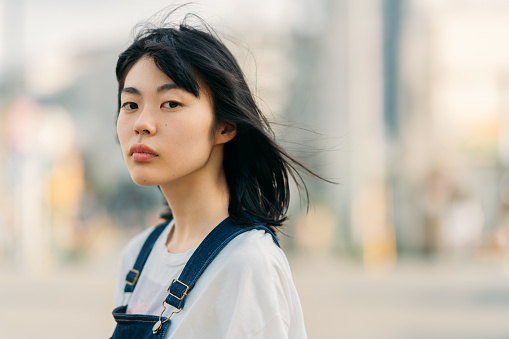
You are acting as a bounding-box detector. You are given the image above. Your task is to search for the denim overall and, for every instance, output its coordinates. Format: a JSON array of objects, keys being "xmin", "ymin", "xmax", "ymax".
[{"xmin": 110, "ymin": 216, "xmax": 279, "ymax": 339}]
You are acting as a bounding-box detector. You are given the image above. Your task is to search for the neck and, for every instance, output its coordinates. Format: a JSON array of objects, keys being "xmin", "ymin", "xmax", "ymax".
[{"xmin": 159, "ymin": 148, "xmax": 230, "ymax": 253}]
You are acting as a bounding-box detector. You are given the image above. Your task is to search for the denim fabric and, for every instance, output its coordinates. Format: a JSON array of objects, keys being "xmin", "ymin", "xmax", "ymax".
[
  {"xmin": 110, "ymin": 306, "xmax": 170, "ymax": 339},
  {"xmin": 111, "ymin": 216, "xmax": 278, "ymax": 338}
]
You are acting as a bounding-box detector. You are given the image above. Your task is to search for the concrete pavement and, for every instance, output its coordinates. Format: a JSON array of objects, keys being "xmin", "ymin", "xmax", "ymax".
[{"xmin": 1, "ymin": 255, "xmax": 508, "ymax": 338}]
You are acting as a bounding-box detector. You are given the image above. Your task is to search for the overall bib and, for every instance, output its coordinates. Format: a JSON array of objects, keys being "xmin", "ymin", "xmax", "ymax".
[{"xmin": 110, "ymin": 216, "xmax": 279, "ymax": 339}]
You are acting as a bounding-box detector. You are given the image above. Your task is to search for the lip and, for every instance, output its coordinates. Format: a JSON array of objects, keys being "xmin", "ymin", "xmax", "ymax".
[{"xmin": 129, "ymin": 143, "xmax": 158, "ymax": 161}]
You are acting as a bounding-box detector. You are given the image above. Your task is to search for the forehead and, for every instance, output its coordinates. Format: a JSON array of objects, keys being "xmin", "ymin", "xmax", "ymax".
[
  {"xmin": 121, "ymin": 56, "xmax": 214, "ymax": 106},
  {"xmin": 121, "ymin": 56, "xmax": 212, "ymax": 99},
  {"xmin": 123, "ymin": 57, "xmax": 173, "ymax": 88}
]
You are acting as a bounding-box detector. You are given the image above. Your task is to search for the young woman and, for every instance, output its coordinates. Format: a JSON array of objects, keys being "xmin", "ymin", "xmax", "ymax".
[{"xmin": 111, "ymin": 14, "xmax": 323, "ymax": 339}]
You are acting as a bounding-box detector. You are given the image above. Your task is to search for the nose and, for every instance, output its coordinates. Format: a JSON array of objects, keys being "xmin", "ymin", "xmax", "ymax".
[{"xmin": 133, "ymin": 106, "xmax": 157, "ymax": 135}]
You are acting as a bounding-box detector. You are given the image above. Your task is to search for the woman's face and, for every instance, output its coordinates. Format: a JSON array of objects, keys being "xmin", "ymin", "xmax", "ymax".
[{"xmin": 117, "ymin": 56, "xmax": 224, "ymax": 187}]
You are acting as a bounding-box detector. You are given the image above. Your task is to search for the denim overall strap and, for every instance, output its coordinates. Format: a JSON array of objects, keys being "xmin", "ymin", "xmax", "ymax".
[
  {"xmin": 164, "ymin": 217, "xmax": 279, "ymax": 310},
  {"xmin": 124, "ymin": 221, "xmax": 169, "ymax": 293}
]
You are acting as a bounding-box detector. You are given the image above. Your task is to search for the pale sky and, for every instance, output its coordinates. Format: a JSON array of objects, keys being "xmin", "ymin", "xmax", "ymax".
[{"xmin": 0, "ymin": 0, "xmax": 309, "ymax": 71}]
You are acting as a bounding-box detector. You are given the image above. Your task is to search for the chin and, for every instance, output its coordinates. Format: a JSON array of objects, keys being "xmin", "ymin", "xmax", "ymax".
[
  {"xmin": 130, "ymin": 174, "xmax": 161, "ymax": 187},
  {"xmin": 132, "ymin": 181, "xmax": 158, "ymax": 187}
]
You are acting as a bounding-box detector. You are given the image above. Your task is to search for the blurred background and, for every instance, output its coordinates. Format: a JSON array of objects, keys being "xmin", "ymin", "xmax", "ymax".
[{"xmin": 1, "ymin": 0, "xmax": 509, "ymax": 338}]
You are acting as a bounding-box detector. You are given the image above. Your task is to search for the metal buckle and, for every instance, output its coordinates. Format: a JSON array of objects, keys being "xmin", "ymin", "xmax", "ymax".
[
  {"xmin": 167, "ymin": 279, "xmax": 189, "ymax": 300},
  {"xmin": 153, "ymin": 300, "xmax": 182, "ymax": 334},
  {"xmin": 125, "ymin": 269, "xmax": 140, "ymax": 286}
]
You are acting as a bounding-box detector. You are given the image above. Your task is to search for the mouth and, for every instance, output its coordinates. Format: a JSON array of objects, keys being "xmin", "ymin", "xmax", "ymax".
[{"xmin": 129, "ymin": 144, "xmax": 158, "ymax": 161}]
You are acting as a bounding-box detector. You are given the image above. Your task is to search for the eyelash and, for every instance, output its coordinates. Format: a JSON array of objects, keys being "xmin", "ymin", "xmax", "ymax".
[
  {"xmin": 121, "ymin": 102, "xmax": 138, "ymax": 110},
  {"xmin": 162, "ymin": 101, "xmax": 181, "ymax": 109},
  {"xmin": 120, "ymin": 101, "xmax": 181, "ymax": 111}
]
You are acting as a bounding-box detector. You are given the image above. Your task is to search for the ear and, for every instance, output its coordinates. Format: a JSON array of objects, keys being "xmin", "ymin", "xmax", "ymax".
[{"xmin": 215, "ymin": 122, "xmax": 237, "ymax": 145}]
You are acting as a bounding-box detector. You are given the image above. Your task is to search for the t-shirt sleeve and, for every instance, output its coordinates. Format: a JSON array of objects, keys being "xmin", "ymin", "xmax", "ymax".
[
  {"xmin": 217, "ymin": 232, "xmax": 306, "ymax": 339},
  {"xmin": 246, "ymin": 314, "xmax": 290, "ymax": 339}
]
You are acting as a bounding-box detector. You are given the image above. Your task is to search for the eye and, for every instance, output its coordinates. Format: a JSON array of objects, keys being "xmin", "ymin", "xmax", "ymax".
[
  {"xmin": 162, "ymin": 101, "xmax": 181, "ymax": 109},
  {"xmin": 121, "ymin": 102, "xmax": 138, "ymax": 110}
]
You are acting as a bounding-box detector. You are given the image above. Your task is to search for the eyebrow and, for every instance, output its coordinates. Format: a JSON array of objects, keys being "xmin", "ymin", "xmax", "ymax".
[
  {"xmin": 157, "ymin": 83, "xmax": 180, "ymax": 93},
  {"xmin": 121, "ymin": 83, "xmax": 180, "ymax": 95}
]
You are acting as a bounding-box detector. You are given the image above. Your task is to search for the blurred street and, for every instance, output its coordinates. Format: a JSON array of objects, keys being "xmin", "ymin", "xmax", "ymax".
[
  {"xmin": 2, "ymin": 2, "xmax": 509, "ymax": 338},
  {"xmin": 1, "ymin": 255, "xmax": 508, "ymax": 339},
  {"xmin": 293, "ymin": 256, "xmax": 509, "ymax": 339}
]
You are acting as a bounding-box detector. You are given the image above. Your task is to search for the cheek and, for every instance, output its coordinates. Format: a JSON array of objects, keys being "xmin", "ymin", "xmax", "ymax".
[
  {"xmin": 116, "ymin": 115, "xmax": 131, "ymax": 150},
  {"xmin": 166, "ymin": 107, "xmax": 214, "ymax": 138},
  {"xmin": 179, "ymin": 117, "xmax": 214, "ymax": 147}
]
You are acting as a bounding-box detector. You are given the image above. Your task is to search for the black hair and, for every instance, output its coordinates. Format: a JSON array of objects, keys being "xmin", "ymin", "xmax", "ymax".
[{"xmin": 116, "ymin": 14, "xmax": 330, "ymax": 234}]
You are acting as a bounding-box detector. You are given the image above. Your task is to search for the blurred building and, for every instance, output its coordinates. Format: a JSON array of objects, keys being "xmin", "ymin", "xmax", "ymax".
[{"xmin": 287, "ymin": 0, "xmax": 509, "ymax": 267}]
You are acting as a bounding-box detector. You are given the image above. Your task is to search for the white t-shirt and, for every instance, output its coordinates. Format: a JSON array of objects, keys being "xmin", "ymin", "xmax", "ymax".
[{"xmin": 113, "ymin": 220, "xmax": 307, "ymax": 339}]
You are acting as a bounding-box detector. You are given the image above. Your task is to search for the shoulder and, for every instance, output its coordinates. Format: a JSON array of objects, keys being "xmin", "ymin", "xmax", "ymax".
[
  {"xmin": 191, "ymin": 228, "xmax": 301, "ymax": 335},
  {"xmin": 230, "ymin": 228, "xmax": 282, "ymax": 257},
  {"xmin": 166, "ymin": 226, "xmax": 306, "ymax": 338},
  {"xmin": 211, "ymin": 227, "xmax": 291, "ymax": 280}
]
